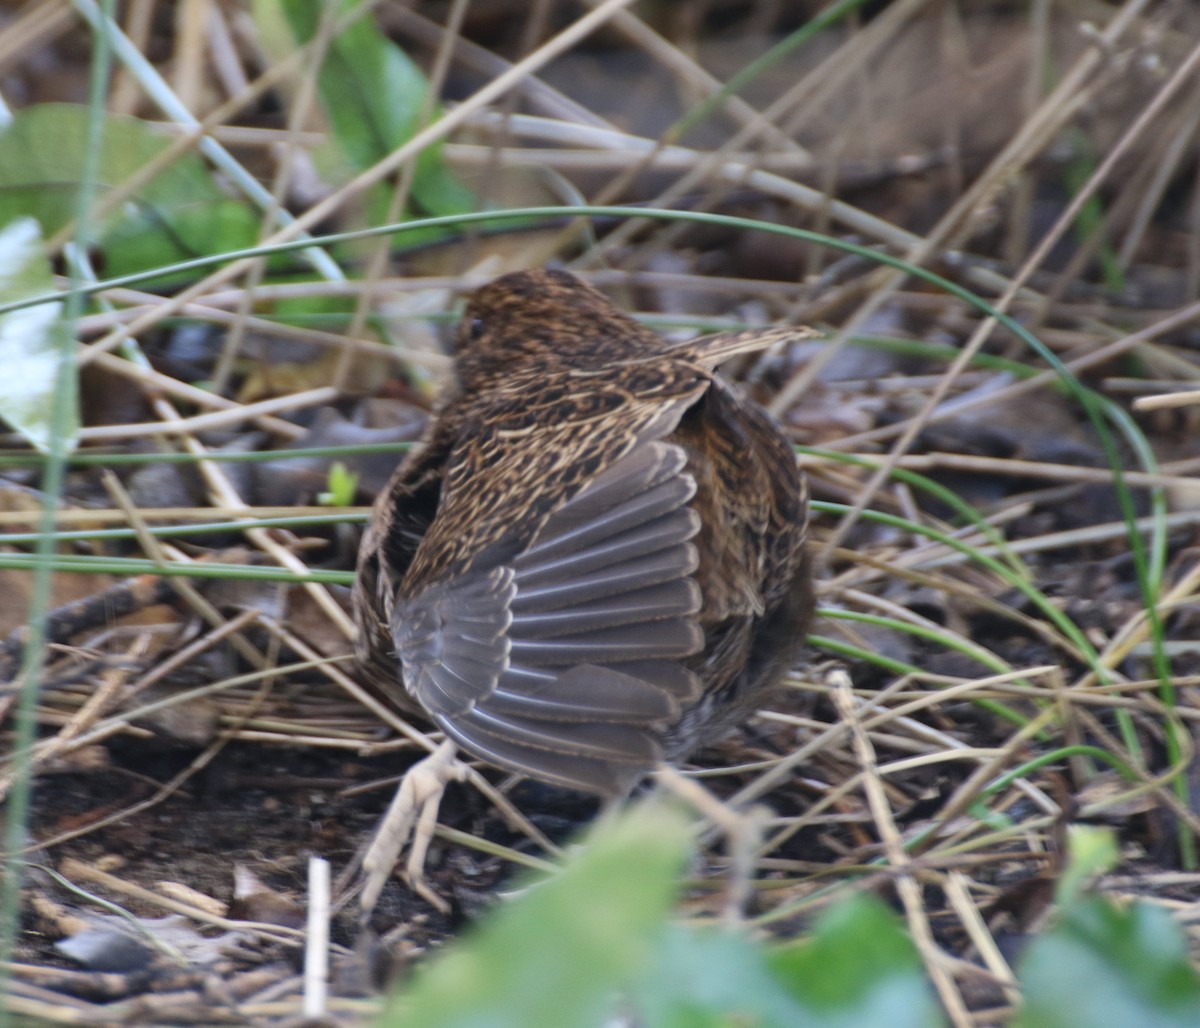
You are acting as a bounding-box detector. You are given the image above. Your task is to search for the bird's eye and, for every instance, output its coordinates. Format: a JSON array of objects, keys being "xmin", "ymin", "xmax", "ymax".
[{"xmin": 469, "ymin": 318, "xmax": 486, "ymax": 341}]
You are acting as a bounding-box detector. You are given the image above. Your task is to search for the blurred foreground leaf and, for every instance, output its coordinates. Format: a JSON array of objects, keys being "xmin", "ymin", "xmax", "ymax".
[
  {"xmin": 380, "ymin": 802, "xmax": 690, "ymax": 1028},
  {"xmin": 1017, "ymin": 897, "xmax": 1200, "ymax": 1028},
  {"xmin": 1016, "ymin": 825, "xmax": 1200, "ymax": 1027},
  {"xmin": 381, "ymin": 803, "xmax": 939, "ymax": 1028},
  {"xmin": 766, "ymin": 894, "xmax": 943, "ymax": 1027},
  {"xmin": 628, "ymin": 892, "xmax": 940, "ymax": 1028},
  {"xmin": 0, "ymin": 217, "xmax": 73, "ymax": 452},
  {"xmin": 629, "ymin": 925, "xmax": 810, "ymax": 1027}
]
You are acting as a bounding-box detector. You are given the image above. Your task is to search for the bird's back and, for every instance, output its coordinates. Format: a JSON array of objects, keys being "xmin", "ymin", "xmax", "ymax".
[
  {"xmin": 354, "ymin": 269, "xmax": 814, "ymax": 794},
  {"xmin": 661, "ymin": 373, "xmax": 812, "ymax": 757}
]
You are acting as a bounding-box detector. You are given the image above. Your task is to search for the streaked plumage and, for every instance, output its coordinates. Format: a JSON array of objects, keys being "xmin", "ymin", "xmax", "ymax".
[{"xmin": 354, "ymin": 269, "xmax": 814, "ymax": 796}]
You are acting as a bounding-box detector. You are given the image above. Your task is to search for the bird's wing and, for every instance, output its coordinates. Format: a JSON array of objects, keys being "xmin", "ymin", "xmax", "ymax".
[
  {"xmin": 393, "ymin": 371, "xmax": 709, "ymax": 795},
  {"xmin": 352, "ymin": 419, "xmax": 456, "ymax": 677},
  {"xmin": 668, "ymin": 324, "xmax": 820, "ymax": 368}
]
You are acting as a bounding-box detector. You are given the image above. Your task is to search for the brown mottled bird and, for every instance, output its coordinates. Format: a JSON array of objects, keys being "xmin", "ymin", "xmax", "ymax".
[{"xmin": 352, "ymin": 269, "xmax": 813, "ymax": 902}]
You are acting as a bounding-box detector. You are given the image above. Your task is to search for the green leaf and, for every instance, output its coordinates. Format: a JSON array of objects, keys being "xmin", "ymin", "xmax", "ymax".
[
  {"xmin": 1056, "ymin": 825, "xmax": 1120, "ymax": 906},
  {"xmin": 0, "ymin": 218, "xmax": 74, "ymax": 453},
  {"xmin": 767, "ymin": 894, "xmax": 944, "ymax": 1028},
  {"xmin": 0, "ymin": 104, "xmax": 259, "ymax": 278},
  {"xmin": 318, "ymin": 461, "xmax": 358, "ymax": 506},
  {"xmin": 380, "ymin": 802, "xmax": 690, "ymax": 1028},
  {"xmin": 626, "ymin": 894, "xmax": 945, "ymax": 1028},
  {"xmin": 313, "ymin": 12, "xmax": 430, "ymax": 175},
  {"xmin": 629, "ymin": 925, "xmax": 810, "ymax": 1027},
  {"xmin": 99, "ymin": 196, "xmax": 262, "ymax": 283},
  {"xmin": 265, "ymin": 0, "xmax": 474, "ymax": 222},
  {"xmin": 1016, "ymin": 898, "xmax": 1200, "ymax": 1028}
]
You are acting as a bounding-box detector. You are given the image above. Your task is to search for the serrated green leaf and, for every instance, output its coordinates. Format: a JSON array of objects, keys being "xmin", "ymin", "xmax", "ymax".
[
  {"xmin": 0, "ymin": 217, "xmax": 74, "ymax": 453},
  {"xmin": 379, "ymin": 802, "xmax": 690, "ymax": 1028},
  {"xmin": 1016, "ymin": 897, "xmax": 1200, "ymax": 1028}
]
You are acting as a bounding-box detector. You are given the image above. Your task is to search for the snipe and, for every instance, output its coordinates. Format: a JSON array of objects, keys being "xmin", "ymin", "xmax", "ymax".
[{"xmin": 352, "ymin": 268, "xmax": 815, "ymax": 909}]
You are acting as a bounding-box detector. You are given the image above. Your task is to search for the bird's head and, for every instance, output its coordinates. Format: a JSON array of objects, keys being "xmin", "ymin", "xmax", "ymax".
[{"xmin": 451, "ymin": 269, "xmax": 655, "ymax": 392}]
